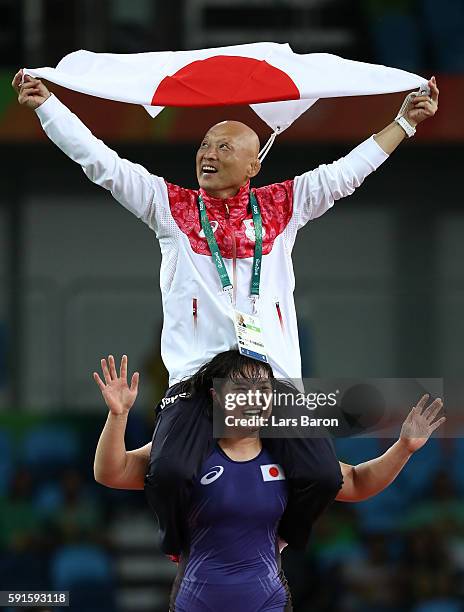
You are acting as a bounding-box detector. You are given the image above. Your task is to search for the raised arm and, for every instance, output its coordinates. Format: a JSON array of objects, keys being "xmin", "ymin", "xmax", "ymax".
[
  {"xmin": 292, "ymin": 77, "xmax": 439, "ymax": 228},
  {"xmin": 336, "ymin": 394, "xmax": 445, "ymax": 502},
  {"xmin": 374, "ymin": 76, "xmax": 439, "ymax": 154},
  {"xmin": 93, "ymin": 354, "xmax": 151, "ymax": 490},
  {"xmin": 12, "ymin": 69, "xmax": 162, "ymax": 228}
]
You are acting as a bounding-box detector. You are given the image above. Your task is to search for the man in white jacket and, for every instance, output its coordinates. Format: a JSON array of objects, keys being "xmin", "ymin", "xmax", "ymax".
[{"xmin": 12, "ymin": 70, "xmax": 439, "ymax": 555}]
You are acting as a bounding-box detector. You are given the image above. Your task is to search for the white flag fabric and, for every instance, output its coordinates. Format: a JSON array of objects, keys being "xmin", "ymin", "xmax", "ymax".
[{"xmin": 24, "ymin": 42, "xmax": 428, "ymax": 133}]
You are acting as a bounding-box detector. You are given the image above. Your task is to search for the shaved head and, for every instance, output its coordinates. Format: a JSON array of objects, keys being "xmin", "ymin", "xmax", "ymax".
[
  {"xmin": 208, "ymin": 121, "xmax": 260, "ymax": 158},
  {"xmin": 196, "ymin": 120, "xmax": 262, "ymax": 199}
]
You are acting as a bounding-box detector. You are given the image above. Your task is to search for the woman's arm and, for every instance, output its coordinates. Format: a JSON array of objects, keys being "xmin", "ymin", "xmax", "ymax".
[
  {"xmin": 336, "ymin": 394, "xmax": 445, "ymax": 502},
  {"xmin": 93, "ymin": 354, "xmax": 150, "ymax": 490},
  {"xmin": 94, "ymin": 416, "xmax": 151, "ymax": 491},
  {"xmin": 336, "ymin": 441, "xmax": 412, "ymax": 502}
]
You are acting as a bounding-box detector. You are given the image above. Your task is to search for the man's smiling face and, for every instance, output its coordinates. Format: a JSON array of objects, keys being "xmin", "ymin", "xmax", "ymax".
[{"xmin": 196, "ymin": 121, "xmax": 261, "ymax": 199}]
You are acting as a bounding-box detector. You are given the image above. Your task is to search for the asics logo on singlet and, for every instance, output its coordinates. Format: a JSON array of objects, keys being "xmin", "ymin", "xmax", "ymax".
[
  {"xmin": 159, "ymin": 392, "xmax": 189, "ymax": 410},
  {"xmin": 200, "ymin": 465, "xmax": 224, "ymax": 485},
  {"xmin": 198, "ymin": 221, "xmax": 219, "ymax": 238}
]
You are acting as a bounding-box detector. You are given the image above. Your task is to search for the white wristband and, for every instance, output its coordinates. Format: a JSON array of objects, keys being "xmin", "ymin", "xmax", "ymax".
[{"xmin": 395, "ymin": 115, "xmax": 416, "ymax": 138}]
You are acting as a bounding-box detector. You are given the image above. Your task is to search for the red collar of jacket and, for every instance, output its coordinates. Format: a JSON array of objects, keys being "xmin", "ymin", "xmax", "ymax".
[{"xmin": 198, "ymin": 181, "xmax": 251, "ymax": 216}]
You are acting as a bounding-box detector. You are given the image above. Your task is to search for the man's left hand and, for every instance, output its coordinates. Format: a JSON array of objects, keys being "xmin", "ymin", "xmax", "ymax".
[{"xmin": 403, "ymin": 76, "xmax": 439, "ymax": 128}]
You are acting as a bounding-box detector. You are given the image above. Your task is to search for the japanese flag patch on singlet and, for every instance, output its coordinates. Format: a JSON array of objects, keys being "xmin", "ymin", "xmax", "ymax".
[{"xmin": 260, "ymin": 464, "xmax": 286, "ymax": 482}]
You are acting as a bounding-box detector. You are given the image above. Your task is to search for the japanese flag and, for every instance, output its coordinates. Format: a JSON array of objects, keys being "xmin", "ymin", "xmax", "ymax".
[
  {"xmin": 261, "ymin": 464, "xmax": 286, "ymax": 482},
  {"xmin": 24, "ymin": 42, "xmax": 428, "ymax": 133}
]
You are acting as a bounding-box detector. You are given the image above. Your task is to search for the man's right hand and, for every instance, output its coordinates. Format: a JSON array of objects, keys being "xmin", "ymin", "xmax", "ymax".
[
  {"xmin": 12, "ymin": 69, "xmax": 51, "ymax": 110},
  {"xmin": 94, "ymin": 355, "xmax": 140, "ymax": 416}
]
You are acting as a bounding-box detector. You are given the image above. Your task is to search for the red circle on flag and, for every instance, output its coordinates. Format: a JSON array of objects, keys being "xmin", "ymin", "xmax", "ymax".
[
  {"xmin": 269, "ymin": 466, "xmax": 279, "ymax": 478},
  {"xmin": 151, "ymin": 55, "xmax": 300, "ymax": 107}
]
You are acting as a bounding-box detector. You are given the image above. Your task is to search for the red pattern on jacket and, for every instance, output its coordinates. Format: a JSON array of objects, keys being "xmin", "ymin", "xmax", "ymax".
[{"xmin": 166, "ymin": 180, "xmax": 294, "ymax": 258}]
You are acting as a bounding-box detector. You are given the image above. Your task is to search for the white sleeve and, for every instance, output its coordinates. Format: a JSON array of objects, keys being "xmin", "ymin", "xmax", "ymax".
[
  {"xmin": 293, "ymin": 136, "xmax": 389, "ymax": 229},
  {"xmin": 35, "ymin": 94, "xmax": 166, "ymax": 232}
]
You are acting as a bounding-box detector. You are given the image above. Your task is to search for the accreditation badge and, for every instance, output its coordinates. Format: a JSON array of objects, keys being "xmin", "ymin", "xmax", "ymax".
[{"xmin": 233, "ymin": 309, "xmax": 268, "ymax": 363}]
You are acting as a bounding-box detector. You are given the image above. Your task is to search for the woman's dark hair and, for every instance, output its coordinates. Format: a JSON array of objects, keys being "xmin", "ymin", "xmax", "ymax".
[{"xmin": 177, "ymin": 349, "xmax": 274, "ymax": 406}]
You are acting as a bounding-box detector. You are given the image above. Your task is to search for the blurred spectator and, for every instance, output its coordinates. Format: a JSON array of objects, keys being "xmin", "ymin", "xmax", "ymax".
[
  {"xmin": 0, "ymin": 466, "xmax": 49, "ymax": 591},
  {"xmin": 0, "ymin": 467, "xmax": 43, "ymax": 552},
  {"xmin": 401, "ymin": 470, "xmax": 464, "ymax": 534},
  {"xmin": 288, "ymin": 504, "xmax": 362, "ymax": 610},
  {"xmin": 342, "ymin": 532, "xmax": 401, "ymax": 611},
  {"xmin": 312, "ymin": 503, "xmax": 362, "ymax": 570},
  {"xmin": 22, "ymin": 424, "xmax": 80, "ymax": 476},
  {"xmin": 399, "ymin": 528, "xmax": 460, "ymax": 606},
  {"xmin": 39, "ymin": 468, "xmax": 105, "ymax": 546}
]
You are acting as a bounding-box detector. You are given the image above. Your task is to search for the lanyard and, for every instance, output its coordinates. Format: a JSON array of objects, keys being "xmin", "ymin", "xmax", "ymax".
[{"xmin": 198, "ymin": 191, "xmax": 263, "ymax": 302}]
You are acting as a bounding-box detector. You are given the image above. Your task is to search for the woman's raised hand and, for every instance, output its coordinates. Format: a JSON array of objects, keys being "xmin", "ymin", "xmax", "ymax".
[{"xmin": 93, "ymin": 355, "xmax": 139, "ymax": 416}]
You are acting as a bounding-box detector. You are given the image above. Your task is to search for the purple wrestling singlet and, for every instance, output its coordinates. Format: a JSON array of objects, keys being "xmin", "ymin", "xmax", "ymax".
[{"xmin": 170, "ymin": 443, "xmax": 292, "ymax": 612}]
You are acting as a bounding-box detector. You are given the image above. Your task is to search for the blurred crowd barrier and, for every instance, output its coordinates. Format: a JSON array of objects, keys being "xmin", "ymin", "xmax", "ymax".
[{"xmin": 1, "ymin": 417, "xmax": 464, "ymax": 612}]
